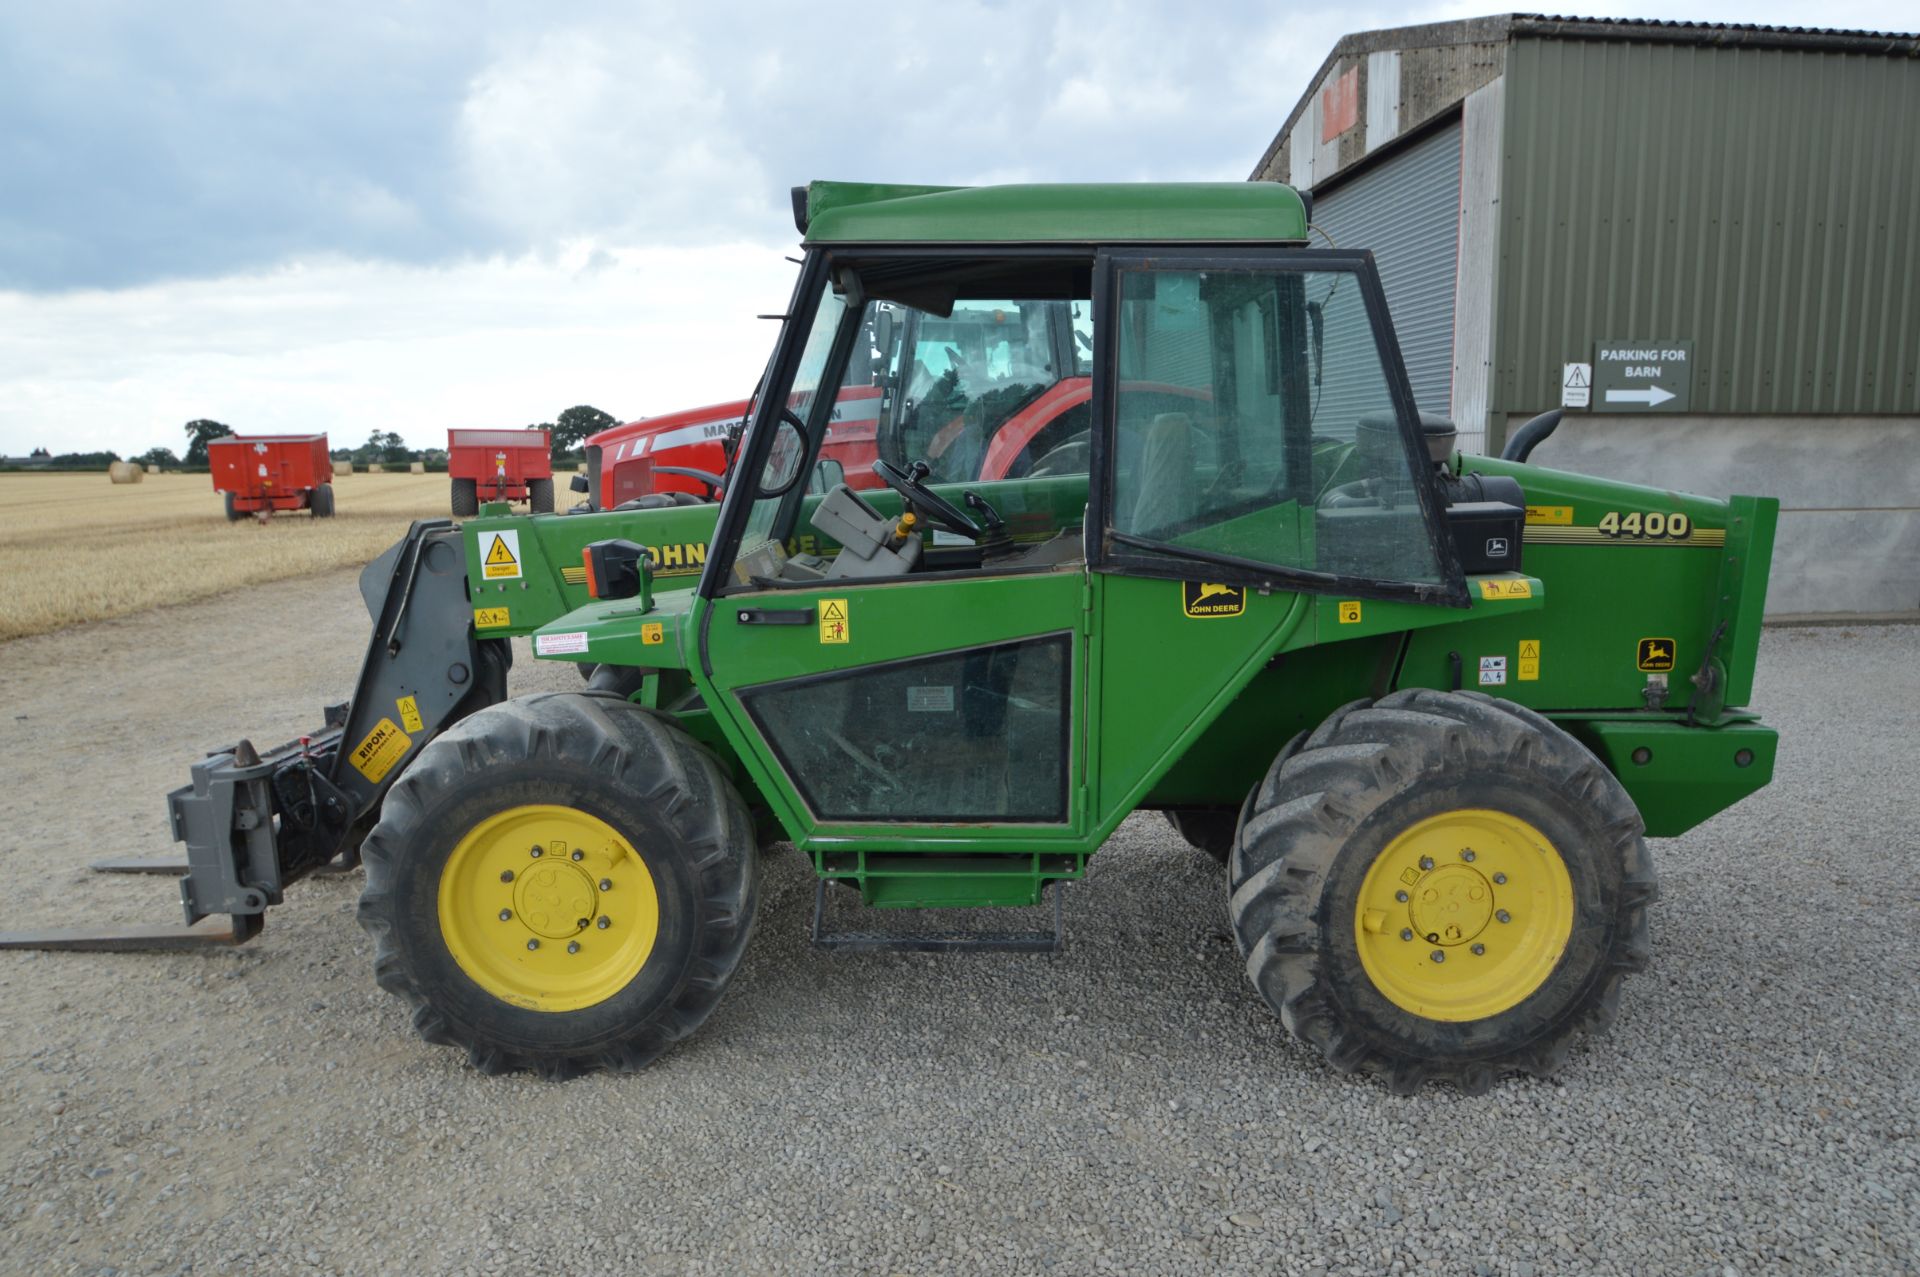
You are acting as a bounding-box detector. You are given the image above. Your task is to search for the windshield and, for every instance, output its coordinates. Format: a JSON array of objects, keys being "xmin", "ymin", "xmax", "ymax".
[
  {"xmin": 739, "ymin": 287, "xmax": 849, "ymax": 553},
  {"xmin": 895, "ymin": 299, "xmax": 1065, "ymax": 483}
]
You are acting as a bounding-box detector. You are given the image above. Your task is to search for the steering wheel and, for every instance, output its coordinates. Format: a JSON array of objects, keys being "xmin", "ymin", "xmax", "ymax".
[
  {"xmin": 654, "ymin": 465, "xmax": 724, "ymax": 501},
  {"xmin": 871, "ymin": 458, "xmax": 982, "ymax": 538}
]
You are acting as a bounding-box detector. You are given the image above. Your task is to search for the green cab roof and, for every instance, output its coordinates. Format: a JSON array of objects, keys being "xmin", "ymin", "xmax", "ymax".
[{"xmin": 800, "ymin": 180, "xmax": 1308, "ymax": 246}]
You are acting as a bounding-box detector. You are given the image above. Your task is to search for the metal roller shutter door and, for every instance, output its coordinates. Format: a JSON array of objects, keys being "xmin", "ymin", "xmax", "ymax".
[{"xmin": 1312, "ymin": 120, "xmax": 1463, "ymax": 419}]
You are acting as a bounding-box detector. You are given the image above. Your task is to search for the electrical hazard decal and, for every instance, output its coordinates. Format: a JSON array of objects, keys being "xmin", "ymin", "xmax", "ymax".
[
  {"xmin": 348, "ymin": 718, "xmax": 412, "ymax": 784},
  {"xmin": 1479, "ymin": 655, "xmax": 1508, "ymax": 686},
  {"xmin": 1181, "ymin": 581, "xmax": 1245, "ymax": 618},
  {"xmin": 480, "ymin": 529, "xmax": 522, "ymax": 580},
  {"xmin": 1637, "ymin": 637, "xmax": 1677, "ymax": 672},
  {"xmin": 819, "ymin": 598, "xmax": 849, "ymax": 644},
  {"xmin": 396, "ymin": 695, "xmax": 424, "ymax": 733},
  {"xmin": 474, "ymin": 606, "xmax": 510, "ymax": 629},
  {"xmin": 1518, "ymin": 639, "xmax": 1541, "ymax": 682}
]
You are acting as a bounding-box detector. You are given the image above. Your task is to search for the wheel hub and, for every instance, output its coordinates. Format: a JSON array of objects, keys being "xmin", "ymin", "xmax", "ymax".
[
  {"xmin": 1408, "ymin": 864, "xmax": 1492, "ymax": 946},
  {"xmin": 513, "ymin": 861, "xmax": 598, "ymax": 939}
]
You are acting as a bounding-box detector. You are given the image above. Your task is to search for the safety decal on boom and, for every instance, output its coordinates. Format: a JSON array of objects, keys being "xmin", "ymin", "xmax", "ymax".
[
  {"xmin": 1478, "ymin": 578, "xmax": 1534, "ymax": 600},
  {"xmin": 349, "ymin": 718, "xmax": 412, "ymax": 784},
  {"xmin": 396, "ymin": 695, "xmax": 424, "ymax": 734},
  {"xmin": 474, "ymin": 606, "xmax": 510, "ymax": 628},
  {"xmin": 480, "ymin": 530, "xmax": 521, "ymax": 580},
  {"xmin": 1181, "ymin": 581, "xmax": 1245, "ymax": 618}
]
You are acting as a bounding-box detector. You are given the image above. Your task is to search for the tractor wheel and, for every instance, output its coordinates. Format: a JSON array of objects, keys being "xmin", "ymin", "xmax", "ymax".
[
  {"xmin": 450, "ymin": 477, "xmax": 478, "ymax": 517},
  {"xmin": 1228, "ymin": 690, "xmax": 1654, "ymax": 1095},
  {"xmin": 224, "ymin": 491, "xmax": 242, "ymax": 522},
  {"xmin": 357, "ymin": 691, "xmax": 759, "ymax": 1078},
  {"xmin": 309, "ymin": 483, "xmax": 335, "ymax": 517},
  {"xmin": 528, "ymin": 477, "xmax": 555, "ymax": 514}
]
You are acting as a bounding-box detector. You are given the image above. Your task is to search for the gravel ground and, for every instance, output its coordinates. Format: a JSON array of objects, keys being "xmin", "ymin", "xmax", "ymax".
[{"xmin": 0, "ymin": 570, "xmax": 1915, "ymax": 1276}]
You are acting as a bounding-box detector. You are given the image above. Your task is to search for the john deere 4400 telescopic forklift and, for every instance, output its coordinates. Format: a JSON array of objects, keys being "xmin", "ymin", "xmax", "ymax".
[{"xmin": 8, "ymin": 181, "xmax": 1780, "ymax": 1094}]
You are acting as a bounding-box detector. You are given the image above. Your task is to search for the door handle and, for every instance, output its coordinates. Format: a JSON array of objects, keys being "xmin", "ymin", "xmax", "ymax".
[{"xmin": 735, "ymin": 607, "xmax": 815, "ymax": 626}]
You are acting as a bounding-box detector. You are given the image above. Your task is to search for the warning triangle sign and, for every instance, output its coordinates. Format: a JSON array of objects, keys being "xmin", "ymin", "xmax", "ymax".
[
  {"xmin": 485, "ymin": 535, "xmax": 517, "ymax": 568},
  {"xmin": 821, "ymin": 600, "xmax": 846, "ymax": 621},
  {"xmin": 1564, "ymin": 365, "xmax": 1590, "ymax": 388},
  {"xmin": 1520, "ymin": 641, "xmax": 1539, "ymax": 658}
]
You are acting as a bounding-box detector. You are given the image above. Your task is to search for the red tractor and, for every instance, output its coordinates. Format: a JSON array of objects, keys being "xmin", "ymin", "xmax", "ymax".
[
  {"xmin": 208, "ymin": 434, "xmax": 335, "ymax": 520},
  {"xmin": 447, "ymin": 428, "xmax": 555, "ymax": 516},
  {"xmin": 578, "ymin": 299, "xmax": 1171, "ymax": 512}
]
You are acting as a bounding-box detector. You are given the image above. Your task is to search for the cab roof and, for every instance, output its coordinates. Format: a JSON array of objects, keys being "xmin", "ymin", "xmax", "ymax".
[{"xmin": 798, "ymin": 181, "xmax": 1309, "ymax": 246}]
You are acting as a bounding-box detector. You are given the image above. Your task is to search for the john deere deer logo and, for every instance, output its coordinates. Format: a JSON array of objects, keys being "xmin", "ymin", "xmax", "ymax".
[
  {"xmin": 1182, "ymin": 581, "xmax": 1246, "ymax": 618},
  {"xmin": 1637, "ymin": 637, "xmax": 1676, "ymax": 672}
]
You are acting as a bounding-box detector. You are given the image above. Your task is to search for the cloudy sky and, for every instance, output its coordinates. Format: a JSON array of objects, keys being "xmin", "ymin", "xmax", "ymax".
[{"xmin": 2, "ymin": 1, "xmax": 1911, "ymax": 459}]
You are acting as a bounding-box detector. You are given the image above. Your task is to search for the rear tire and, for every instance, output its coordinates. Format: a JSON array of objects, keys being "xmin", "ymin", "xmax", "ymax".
[
  {"xmin": 309, "ymin": 483, "xmax": 335, "ymax": 517},
  {"xmin": 450, "ymin": 477, "xmax": 478, "ymax": 517},
  {"xmin": 1229, "ymin": 690, "xmax": 1654, "ymax": 1094},
  {"xmin": 357, "ymin": 692, "xmax": 759, "ymax": 1078},
  {"xmin": 224, "ymin": 492, "xmax": 241, "ymax": 522},
  {"xmin": 527, "ymin": 477, "xmax": 555, "ymax": 514}
]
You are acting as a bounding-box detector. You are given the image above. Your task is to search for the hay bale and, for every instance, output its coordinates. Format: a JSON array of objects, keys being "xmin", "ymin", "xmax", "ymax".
[
  {"xmin": 145, "ymin": 463, "xmax": 161, "ymax": 475},
  {"xmin": 107, "ymin": 461, "xmax": 145, "ymax": 484},
  {"xmin": 335, "ymin": 459, "xmax": 353, "ymax": 475},
  {"xmin": 408, "ymin": 460, "xmax": 425, "ymax": 474},
  {"xmin": 367, "ymin": 463, "xmax": 385, "ymax": 474}
]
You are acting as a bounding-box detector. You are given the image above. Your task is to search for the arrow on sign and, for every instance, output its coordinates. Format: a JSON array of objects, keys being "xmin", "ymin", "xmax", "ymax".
[{"xmin": 1604, "ymin": 386, "xmax": 1677, "ymax": 407}]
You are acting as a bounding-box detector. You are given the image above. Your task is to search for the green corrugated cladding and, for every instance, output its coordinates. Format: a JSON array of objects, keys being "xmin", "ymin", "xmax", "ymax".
[
  {"xmin": 1495, "ymin": 38, "xmax": 1920, "ymax": 418},
  {"xmin": 803, "ymin": 181, "xmax": 1309, "ymax": 244}
]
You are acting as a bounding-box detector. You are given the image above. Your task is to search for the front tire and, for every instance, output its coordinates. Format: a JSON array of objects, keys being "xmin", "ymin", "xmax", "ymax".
[
  {"xmin": 309, "ymin": 483, "xmax": 335, "ymax": 517},
  {"xmin": 527, "ymin": 477, "xmax": 555, "ymax": 514},
  {"xmin": 450, "ymin": 477, "xmax": 478, "ymax": 517},
  {"xmin": 1229, "ymin": 690, "xmax": 1654, "ymax": 1094},
  {"xmin": 357, "ymin": 692, "xmax": 758, "ymax": 1077}
]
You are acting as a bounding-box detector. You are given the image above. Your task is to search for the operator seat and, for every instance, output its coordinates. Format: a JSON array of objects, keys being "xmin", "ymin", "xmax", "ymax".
[{"xmin": 1128, "ymin": 412, "xmax": 1201, "ymax": 536}]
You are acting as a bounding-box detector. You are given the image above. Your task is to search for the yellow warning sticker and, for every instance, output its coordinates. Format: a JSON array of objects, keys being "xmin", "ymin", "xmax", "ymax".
[
  {"xmin": 1478, "ymin": 578, "xmax": 1534, "ymax": 600},
  {"xmin": 480, "ymin": 529, "xmax": 521, "ymax": 580},
  {"xmin": 1518, "ymin": 639, "xmax": 1541, "ymax": 682},
  {"xmin": 1637, "ymin": 637, "xmax": 1676, "ymax": 672},
  {"xmin": 396, "ymin": 695, "xmax": 424, "ymax": 733},
  {"xmin": 641, "ymin": 622, "xmax": 664, "ymax": 645},
  {"xmin": 1337, "ymin": 600, "xmax": 1363, "ymax": 625},
  {"xmin": 474, "ymin": 606, "xmax": 510, "ymax": 629},
  {"xmin": 1182, "ymin": 581, "xmax": 1245, "ymax": 618},
  {"xmin": 819, "ymin": 598, "xmax": 850, "ymax": 644},
  {"xmin": 348, "ymin": 717, "xmax": 412, "ymax": 784},
  {"xmin": 1525, "ymin": 505, "xmax": 1574, "ymax": 525}
]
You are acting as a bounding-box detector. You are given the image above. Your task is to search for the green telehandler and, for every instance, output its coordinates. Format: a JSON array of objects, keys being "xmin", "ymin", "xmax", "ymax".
[{"xmin": 4, "ymin": 180, "xmax": 1780, "ymax": 1094}]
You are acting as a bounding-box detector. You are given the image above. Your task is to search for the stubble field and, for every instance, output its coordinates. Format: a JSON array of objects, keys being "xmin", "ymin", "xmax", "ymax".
[{"xmin": 0, "ymin": 472, "xmax": 452, "ymax": 640}]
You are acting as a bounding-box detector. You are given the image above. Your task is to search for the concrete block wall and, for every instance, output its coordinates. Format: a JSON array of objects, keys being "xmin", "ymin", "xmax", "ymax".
[{"xmin": 1525, "ymin": 415, "xmax": 1920, "ymax": 618}]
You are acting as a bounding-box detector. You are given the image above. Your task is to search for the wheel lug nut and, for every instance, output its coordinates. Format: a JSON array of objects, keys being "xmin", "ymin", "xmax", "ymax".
[
  {"xmin": 599, "ymin": 879, "xmax": 612, "ymax": 892},
  {"xmin": 1497, "ymin": 910, "xmax": 1512, "ymax": 924},
  {"xmin": 576, "ymin": 918, "xmax": 590, "ymax": 930},
  {"xmin": 498, "ymin": 909, "xmax": 511, "ymax": 922},
  {"xmin": 1471, "ymin": 943, "xmax": 1486, "ymax": 955},
  {"xmin": 1429, "ymin": 950, "xmax": 1445, "ymax": 963},
  {"xmin": 530, "ymin": 846, "xmax": 543, "ymax": 858},
  {"xmin": 1399, "ymin": 928, "xmax": 1413, "ymax": 941},
  {"xmin": 1461, "ymin": 849, "xmax": 1476, "ymax": 862},
  {"xmin": 1493, "ymin": 872, "xmax": 1507, "ymax": 885},
  {"xmin": 1395, "ymin": 890, "xmax": 1409, "ymax": 902},
  {"xmin": 500, "ymin": 870, "xmax": 514, "ymax": 883},
  {"xmin": 567, "ymin": 942, "xmax": 581, "ymax": 955},
  {"xmin": 1418, "ymin": 856, "xmax": 1434, "ymax": 870},
  {"xmin": 597, "ymin": 917, "xmax": 611, "ymax": 930},
  {"xmin": 571, "ymin": 850, "xmax": 584, "ymax": 861},
  {"xmin": 526, "ymin": 939, "xmax": 539, "ymax": 951}
]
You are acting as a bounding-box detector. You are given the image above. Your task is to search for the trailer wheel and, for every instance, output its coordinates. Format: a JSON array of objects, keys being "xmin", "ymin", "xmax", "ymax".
[
  {"xmin": 357, "ymin": 691, "xmax": 758, "ymax": 1078},
  {"xmin": 224, "ymin": 492, "xmax": 242, "ymax": 522},
  {"xmin": 450, "ymin": 478, "xmax": 478, "ymax": 518},
  {"xmin": 528, "ymin": 477, "xmax": 555, "ymax": 514},
  {"xmin": 1228, "ymin": 690, "xmax": 1655, "ymax": 1094},
  {"xmin": 309, "ymin": 483, "xmax": 335, "ymax": 517}
]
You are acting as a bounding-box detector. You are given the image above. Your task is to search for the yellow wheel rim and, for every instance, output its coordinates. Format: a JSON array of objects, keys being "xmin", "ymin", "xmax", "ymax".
[
  {"xmin": 438, "ymin": 804, "xmax": 660, "ymax": 1013},
  {"xmin": 1353, "ymin": 808, "xmax": 1574, "ymax": 1022}
]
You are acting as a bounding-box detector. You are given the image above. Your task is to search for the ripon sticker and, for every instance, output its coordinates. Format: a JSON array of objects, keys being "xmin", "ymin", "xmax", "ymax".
[
  {"xmin": 480, "ymin": 530, "xmax": 521, "ymax": 580},
  {"xmin": 1637, "ymin": 637, "xmax": 1677, "ymax": 672},
  {"xmin": 349, "ymin": 718, "xmax": 412, "ymax": 784},
  {"xmin": 1182, "ymin": 581, "xmax": 1245, "ymax": 618}
]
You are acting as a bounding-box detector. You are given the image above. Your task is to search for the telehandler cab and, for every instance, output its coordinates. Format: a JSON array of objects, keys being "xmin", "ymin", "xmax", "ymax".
[{"xmin": 5, "ymin": 181, "xmax": 1780, "ymax": 1094}]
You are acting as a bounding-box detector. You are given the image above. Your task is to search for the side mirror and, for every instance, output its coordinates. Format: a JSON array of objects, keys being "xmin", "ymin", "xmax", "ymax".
[
  {"xmin": 569, "ymin": 473, "xmax": 590, "ymax": 494},
  {"xmin": 757, "ymin": 416, "xmax": 808, "ymax": 497},
  {"xmin": 809, "ymin": 458, "xmax": 846, "ymax": 494}
]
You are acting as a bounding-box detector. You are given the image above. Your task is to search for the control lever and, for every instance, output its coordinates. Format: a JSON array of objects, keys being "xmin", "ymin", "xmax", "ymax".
[
  {"xmin": 963, "ymin": 490, "xmax": 1016, "ymax": 561},
  {"xmin": 963, "ymin": 490, "xmax": 1005, "ymax": 531}
]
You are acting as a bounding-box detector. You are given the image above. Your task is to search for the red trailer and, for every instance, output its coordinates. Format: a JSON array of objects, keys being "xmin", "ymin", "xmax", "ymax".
[
  {"xmin": 447, "ymin": 428, "xmax": 554, "ymax": 516},
  {"xmin": 208, "ymin": 434, "xmax": 335, "ymax": 521}
]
